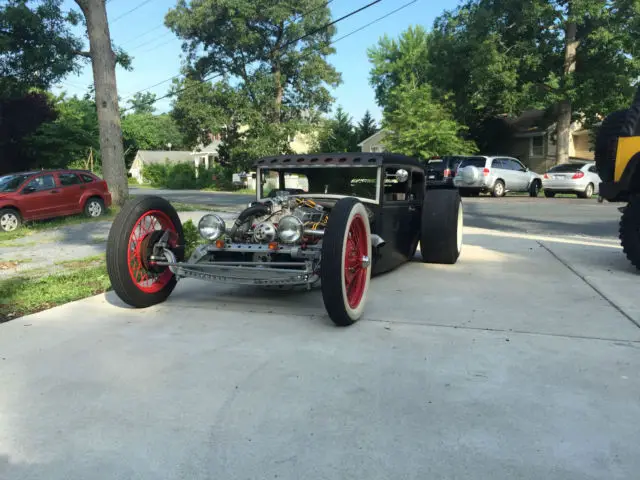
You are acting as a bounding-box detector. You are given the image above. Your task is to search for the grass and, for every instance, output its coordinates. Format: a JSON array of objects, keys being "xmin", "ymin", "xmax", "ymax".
[
  {"xmin": 0, "ymin": 257, "xmax": 111, "ymax": 322},
  {"xmin": 200, "ymin": 186, "xmax": 256, "ymax": 194},
  {"xmin": 1, "ymin": 208, "xmax": 118, "ymax": 242}
]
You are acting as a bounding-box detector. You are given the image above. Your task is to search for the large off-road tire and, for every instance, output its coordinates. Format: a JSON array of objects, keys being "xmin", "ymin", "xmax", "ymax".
[
  {"xmin": 106, "ymin": 195, "xmax": 185, "ymax": 308},
  {"xmin": 320, "ymin": 197, "xmax": 372, "ymax": 327},
  {"xmin": 0, "ymin": 208, "xmax": 22, "ymax": 232},
  {"xmin": 420, "ymin": 189, "xmax": 463, "ymax": 264},
  {"xmin": 620, "ymin": 194, "xmax": 640, "ymax": 270}
]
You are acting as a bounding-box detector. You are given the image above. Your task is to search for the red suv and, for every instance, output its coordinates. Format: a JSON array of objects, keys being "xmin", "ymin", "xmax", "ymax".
[{"xmin": 0, "ymin": 169, "xmax": 112, "ymax": 232}]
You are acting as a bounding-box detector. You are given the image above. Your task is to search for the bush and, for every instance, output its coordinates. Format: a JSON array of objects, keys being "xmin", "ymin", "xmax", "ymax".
[
  {"xmin": 142, "ymin": 161, "xmax": 236, "ymax": 190},
  {"xmin": 182, "ymin": 219, "xmax": 201, "ymax": 258}
]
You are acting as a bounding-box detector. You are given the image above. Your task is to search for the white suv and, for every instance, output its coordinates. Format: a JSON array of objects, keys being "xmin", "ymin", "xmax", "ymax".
[{"xmin": 453, "ymin": 156, "xmax": 543, "ymax": 197}]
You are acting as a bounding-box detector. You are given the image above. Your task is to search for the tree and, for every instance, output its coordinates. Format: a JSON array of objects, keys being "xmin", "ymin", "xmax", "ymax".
[
  {"xmin": 428, "ymin": 0, "xmax": 640, "ymax": 163},
  {"xmin": 356, "ymin": 110, "xmax": 378, "ymax": 143},
  {"xmin": 25, "ymin": 93, "xmax": 101, "ymax": 170},
  {"xmin": 166, "ymin": 0, "xmax": 342, "ymax": 170},
  {"xmin": 122, "ymin": 113, "xmax": 186, "ymax": 168},
  {"xmin": 367, "ymin": 25, "xmax": 430, "ymax": 112},
  {"xmin": 126, "ymin": 92, "xmax": 158, "ymax": 115},
  {"xmin": 317, "ymin": 106, "xmax": 359, "ymax": 152},
  {"xmin": 382, "ymin": 83, "xmax": 478, "ymax": 159},
  {"xmin": 74, "ymin": 0, "xmax": 128, "ymax": 205}
]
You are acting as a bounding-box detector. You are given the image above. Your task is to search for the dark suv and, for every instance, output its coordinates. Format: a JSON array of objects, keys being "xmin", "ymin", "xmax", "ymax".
[{"xmin": 425, "ymin": 156, "xmax": 465, "ymax": 189}]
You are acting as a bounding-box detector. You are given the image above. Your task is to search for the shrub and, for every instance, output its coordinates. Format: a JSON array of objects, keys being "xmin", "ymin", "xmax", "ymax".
[
  {"xmin": 182, "ymin": 219, "xmax": 201, "ymax": 258},
  {"xmin": 142, "ymin": 162, "xmax": 236, "ymax": 190}
]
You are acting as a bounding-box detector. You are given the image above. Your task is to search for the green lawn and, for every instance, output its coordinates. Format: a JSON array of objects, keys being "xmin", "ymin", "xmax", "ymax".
[{"xmin": 0, "ymin": 256, "xmax": 111, "ymax": 323}]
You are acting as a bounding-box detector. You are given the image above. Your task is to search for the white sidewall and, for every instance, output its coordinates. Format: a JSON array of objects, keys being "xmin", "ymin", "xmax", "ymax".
[{"xmin": 339, "ymin": 202, "xmax": 372, "ymax": 321}]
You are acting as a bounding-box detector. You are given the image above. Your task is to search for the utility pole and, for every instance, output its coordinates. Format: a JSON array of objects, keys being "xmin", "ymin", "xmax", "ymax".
[{"xmin": 74, "ymin": 0, "xmax": 128, "ymax": 205}]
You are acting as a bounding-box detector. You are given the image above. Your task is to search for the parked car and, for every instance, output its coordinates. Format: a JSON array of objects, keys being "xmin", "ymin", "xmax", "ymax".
[
  {"xmin": 425, "ymin": 156, "xmax": 464, "ymax": 188},
  {"xmin": 542, "ymin": 162, "xmax": 601, "ymax": 198},
  {"xmin": 453, "ymin": 156, "xmax": 543, "ymax": 197},
  {"xmin": 106, "ymin": 153, "xmax": 463, "ymax": 327},
  {"xmin": 0, "ymin": 169, "xmax": 112, "ymax": 232}
]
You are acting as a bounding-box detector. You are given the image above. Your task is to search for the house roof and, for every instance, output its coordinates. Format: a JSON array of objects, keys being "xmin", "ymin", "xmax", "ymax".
[
  {"xmin": 135, "ymin": 150, "xmax": 193, "ymax": 165},
  {"xmin": 357, "ymin": 129, "xmax": 387, "ymax": 147},
  {"xmin": 192, "ymin": 139, "xmax": 222, "ymax": 155},
  {"xmin": 503, "ymin": 109, "xmax": 557, "ymax": 134}
]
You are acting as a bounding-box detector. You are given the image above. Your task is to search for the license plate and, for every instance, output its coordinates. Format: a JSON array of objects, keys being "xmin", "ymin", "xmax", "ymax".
[{"xmin": 428, "ymin": 175, "xmax": 435, "ymax": 179}]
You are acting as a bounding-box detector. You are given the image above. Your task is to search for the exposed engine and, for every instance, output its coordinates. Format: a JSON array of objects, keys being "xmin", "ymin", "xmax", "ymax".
[{"xmin": 228, "ymin": 191, "xmax": 329, "ymax": 244}]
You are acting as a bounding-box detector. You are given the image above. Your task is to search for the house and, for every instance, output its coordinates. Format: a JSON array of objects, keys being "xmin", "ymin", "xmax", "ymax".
[
  {"xmin": 501, "ymin": 109, "xmax": 595, "ymax": 172},
  {"xmin": 191, "ymin": 133, "xmax": 223, "ymax": 170},
  {"xmin": 358, "ymin": 130, "xmax": 388, "ymax": 153},
  {"xmin": 129, "ymin": 150, "xmax": 193, "ymax": 183}
]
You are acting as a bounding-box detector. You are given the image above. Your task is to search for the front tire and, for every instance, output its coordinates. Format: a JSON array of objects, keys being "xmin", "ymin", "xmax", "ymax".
[
  {"xmin": 320, "ymin": 198, "xmax": 372, "ymax": 327},
  {"xmin": 106, "ymin": 195, "xmax": 185, "ymax": 308},
  {"xmin": 0, "ymin": 208, "xmax": 22, "ymax": 232},
  {"xmin": 620, "ymin": 195, "xmax": 640, "ymax": 270},
  {"xmin": 420, "ymin": 189, "xmax": 463, "ymax": 264},
  {"xmin": 529, "ymin": 180, "xmax": 541, "ymax": 197},
  {"xmin": 84, "ymin": 197, "xmax": 105, "ymax": 217}
]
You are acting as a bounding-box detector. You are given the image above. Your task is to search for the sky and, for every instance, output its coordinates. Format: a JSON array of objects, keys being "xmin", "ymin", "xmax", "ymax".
[{"xmin": 55, "ymin": 0, "xmax": 460, "ymax": 124}]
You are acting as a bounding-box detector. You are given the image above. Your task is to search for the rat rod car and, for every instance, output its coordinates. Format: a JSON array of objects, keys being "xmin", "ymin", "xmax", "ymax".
[{"xmin": 106, "ymin": 153, "xmax": 463, "ymax": 326}]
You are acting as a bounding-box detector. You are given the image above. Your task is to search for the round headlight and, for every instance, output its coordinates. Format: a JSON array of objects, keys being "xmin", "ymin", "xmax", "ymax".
[
  {"xmin": 198, "ymin": 214, "xmax": 226, "ymax": 241},
  {"xmin": 277, "ymin": 215, "xmax": 304, "ymax": 244}
]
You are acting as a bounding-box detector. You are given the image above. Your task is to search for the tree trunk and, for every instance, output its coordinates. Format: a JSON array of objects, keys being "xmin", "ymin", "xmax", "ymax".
[
  {"xmin": 75, "ymin": 0, "xmax": 128, "ymax": 205},
  {"xmin": 274, "ymin": 66, "xmax": 283, "ymax": 124},
  {"xmin": 556, "ymin": 18, "xmax": 578, "ymax": 165}
]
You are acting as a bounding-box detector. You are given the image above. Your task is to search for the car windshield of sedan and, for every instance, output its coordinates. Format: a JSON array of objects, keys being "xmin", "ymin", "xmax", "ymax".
[
  {"xmin": 259, "ymin": 167, "xmax": 379, "ymax": 200},
  {"xmin": 0, "ymin": 174, "xmax": 31, "ymax": 192}
]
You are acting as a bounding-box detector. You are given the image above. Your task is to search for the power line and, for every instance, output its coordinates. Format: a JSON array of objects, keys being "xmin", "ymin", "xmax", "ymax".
[
  {"xmin": 110, "ymin": 0, "xmax": 154, "ymax": 23},
  {"xmin": 128, "ymin": 31, "xmax": 173, "ymax": 52},
  {"xmin": 121, "ymin": 0, "xmax": 394, "ymax": 112},
  {"xmin": 120, "ymin": 24, "xmax": 165, "ymax": 47}
]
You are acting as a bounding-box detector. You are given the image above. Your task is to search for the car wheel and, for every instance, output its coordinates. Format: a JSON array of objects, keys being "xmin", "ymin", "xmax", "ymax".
[
  {"xmin": 544, "ymin": 191, "xmax": 556, "ymax": 198},
  {"xmin": 578, "ymin": 183, "xmax": 594, "ymax": 199},
  {"xmin": 529, "ymin": 180, "xmax": 541, "ymax": 197},
  {"xmin": 320, "ymin": 197, "xmax": 372, "ymax": 327},
  {"xmin": 491, "ymin": 180, "xmax": 505, "ymax": 197},
  {"xmin": 420, "ymin": 189, "xmax": 463, "ymax": 264},
  {"xmin": 0, "ymin": 208, "xmax": 22, "ymax": 233},
  {"xmin": 620, "ymin": 194, "xmax": 640, "ymax": 270},
  {"xmin": 84, "ymin": 197, "xmax": 105, "ymax": 217},
  {"xmin": 106, "ymin": 195, "xmax": 185, "ymax": 308}
]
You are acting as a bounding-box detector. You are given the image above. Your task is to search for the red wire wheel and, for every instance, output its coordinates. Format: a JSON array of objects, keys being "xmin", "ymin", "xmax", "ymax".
[
  {"xmin": 127, "ymin": 210, "xmax": 178, "ymax": 294},
  {"xmin": 321, "ymin": 197, "xmax": 372, "ymax": 327},
  {"xmin": 107, "ymin": 196, "xmax": 185, "ymax": 308},
  {"xmin": 344, "ymin": 214, "xmax": 368, "ymax": 309}
]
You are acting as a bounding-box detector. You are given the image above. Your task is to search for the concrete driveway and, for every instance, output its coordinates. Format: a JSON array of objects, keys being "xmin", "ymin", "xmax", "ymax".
[{"xmin": 1, "ymin": 225, "xmax": 639, "ymax": 479}]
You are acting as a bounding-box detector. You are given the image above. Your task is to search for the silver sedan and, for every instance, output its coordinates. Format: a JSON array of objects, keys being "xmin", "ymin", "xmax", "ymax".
[{"xmin": 542, "ymin": 162, "xmax": 601, "ymax": 199}]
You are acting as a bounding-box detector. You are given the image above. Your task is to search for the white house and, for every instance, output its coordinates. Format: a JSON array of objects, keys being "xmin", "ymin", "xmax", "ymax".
[
  {"xmin": 357, "ymin": 130, "xmax": 388, "ymax": 153},
  {"xmin": 129, "ymin": 150, "xmax": 193, "ymax": 183}
]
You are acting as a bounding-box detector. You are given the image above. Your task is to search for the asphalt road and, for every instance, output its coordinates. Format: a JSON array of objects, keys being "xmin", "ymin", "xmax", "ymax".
[{"xmin": 131, "ymin": 187, "xmax": 623, "ymax": 240}]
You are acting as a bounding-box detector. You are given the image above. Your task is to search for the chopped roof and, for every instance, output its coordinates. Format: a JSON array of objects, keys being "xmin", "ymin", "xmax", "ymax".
[{"xmin": 253, "ymin": 152, "xmax": 423, "ymax": 168}]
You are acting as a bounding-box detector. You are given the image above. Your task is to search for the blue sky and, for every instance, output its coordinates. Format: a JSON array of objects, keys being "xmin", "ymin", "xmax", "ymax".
[{"xmin": 55, "ymin": 0, "xmax": 460, "ymax": 124}]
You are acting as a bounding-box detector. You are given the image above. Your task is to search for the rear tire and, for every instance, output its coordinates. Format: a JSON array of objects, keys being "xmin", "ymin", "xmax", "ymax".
[
  {"xmin": 620, "ymin": 194, "xmax": 640, "ymax": 270},
  {"xmin": 106, "ymin": 195, "xmax": 185, "ymax": 308},
  {"xmin": 0, "ymin": 208, "xmax": 22, "ymax": 232},
  {"xmin": 544, "ymin": 191, "xmax": 556, "ymax": 198},
  {"xmin": 578, "ymin": 183, "xmax": 594, "ymax": 199},
  {"xmin": 420, "ymin": 189, "xmax": 463, "ymax": 264},
  {"xmin": 491, "ymin": 180, "xmax": 505, "ymax": 197},
  {"xmin": 84, "ymin": 197, "xmax": 104, "ymax": 217},
  {"xmin": 320, "ymin": 198, "xmax": 372, "ymax": 327}
]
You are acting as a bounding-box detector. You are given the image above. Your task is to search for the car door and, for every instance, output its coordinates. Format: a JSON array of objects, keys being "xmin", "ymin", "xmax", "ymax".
[
  {"xmin": 18, "ymin": 174, "xmax": 60, "ymax": 219},
  {"xmin": 503, "ymin": 158, "xmax": 528, "ymax": 191},
  {"xmin": 56, "ymin": 172, "xmax": 85, "ymax": 214},
  {"xmin": 490, "ymin": 158, "xmax": 510, "ymax": 187},
  {"xmin": 379, "ymin": 166, "xmax": 414, "ymax": 271}
]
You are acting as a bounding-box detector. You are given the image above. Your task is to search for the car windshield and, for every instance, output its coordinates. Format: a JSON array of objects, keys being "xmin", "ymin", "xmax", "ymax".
[
  {"xmin": 458, "ymin": 157, "xmax": 487, "ymax": 168},
  {"xmin": 0, "ymin": 174, "xmax": 31, "ymax": 192},
  {"xmin": 259, "ymin": 166, "xmax": 379, "ymax": 200},
  {"xmin": 548, "ymin": 163, "xmax": 585, "ymax": 173}
]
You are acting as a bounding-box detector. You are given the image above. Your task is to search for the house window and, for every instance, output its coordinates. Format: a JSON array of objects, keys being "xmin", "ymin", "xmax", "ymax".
[{"xmin": 531, "ymin": 136, "xmax": 544, "ymax": 157}]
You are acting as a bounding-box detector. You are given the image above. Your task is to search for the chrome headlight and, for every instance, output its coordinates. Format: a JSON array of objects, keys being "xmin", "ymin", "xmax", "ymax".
[
  {"xmin": 277, "ymin": 215, "xmax": 304, "ymax": 244},
  {"xmin": 198, "ymin": 214, "xmax": 226, "ymax": 241}
]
